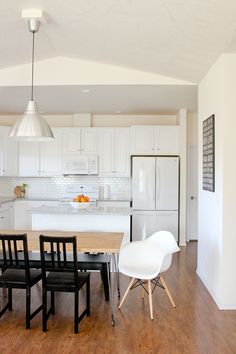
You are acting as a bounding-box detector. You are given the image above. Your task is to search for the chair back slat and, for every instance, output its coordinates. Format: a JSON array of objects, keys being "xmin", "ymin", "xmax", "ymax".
[
  {"xmin": 0, "ymin": 234, "xmax": 30, "ymax": 282},
  {"xmin": 7, "ymin": 239, "xmax": 13, "ymax": 265},
  {"xmin": 63, "ymin": 242, "xmax": 67, "ymax": 267},
  {"xmin": 2, "ymin": 239, "xmax": 7, "ymax": 264},
  {"xmin": 50, "ymin": 241, "xmax": 55, "ymax": 267},
  {"xmin": 56, "ymin": 242, "xmax": 61, "ymax": 267},
  {"xmin": 13, "ymin": 239, "xmax": 19, "ymax": 266},
  {"xmin": 39, "ymin": 235, "xmax": 79, "ymax": 285}
]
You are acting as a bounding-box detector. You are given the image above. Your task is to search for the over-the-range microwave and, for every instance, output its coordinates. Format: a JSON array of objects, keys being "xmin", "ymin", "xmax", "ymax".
[{"xmin": 62, "ymin": 155, "xmax": 99, "ymax": 175}]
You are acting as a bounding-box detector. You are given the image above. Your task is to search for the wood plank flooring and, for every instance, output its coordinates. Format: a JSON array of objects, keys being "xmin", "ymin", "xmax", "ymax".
[{"xmin": 0, "ymin": 242, "xmax": 236, "ymax": 354}]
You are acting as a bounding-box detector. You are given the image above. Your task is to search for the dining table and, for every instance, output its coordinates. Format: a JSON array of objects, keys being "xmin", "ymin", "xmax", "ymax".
[{"xmin": 0, "ymin": 229, "xmax": 124, "ymax": 326}]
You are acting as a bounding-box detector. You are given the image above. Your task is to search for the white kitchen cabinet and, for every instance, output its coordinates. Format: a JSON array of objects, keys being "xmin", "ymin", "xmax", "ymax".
[
  {"xmin": 14, "ymin": 200, "xmax": 59, "ymax": 230},
  {"xmin": 98, "ymin": 128, "xmax": 114, "ymax": 176},
  {"xmin": 81, "ymin": 128, "xmax": 98, "ymax": 154},
  {"xmin": 40, "ymin": 129, "xmax": 62, "ymax": 176},
  {"xmin": 114, "ymin": 128, "xmax": 130, "ymax": 176},
  {"xmin": 0, "ymin": 126, "xmax": 18, "ymax": 176},
  {"xmin": 98, "ymin": 128, "xmax": 130, "ymax": 177},
  {"xmin": 19, "ymin": 141, "xmax": 40, "ymax": 176},
  {"xmin": 19, "ymin": 128, "xmax": 62, "ymax": 177},
  {"xmin": 63, "ymin": 128, "xmax": 97, "ymax": 155},
  {"xmin": 0, "ymin": 209, "xmax": 10, "ymax": 229},
  {"xmin": 0, "ymin": 203, "xmax": 10, "ymax": 229},
  {"xmin": 130, "ymin": 126, "xmax": 154, "ymax": 154},
  {"xmin": 154, "ymin": 126, "xmax": 179, "ymax": 155},
  {"xmin": 130, "ymin": 126, "xmax": 179, "ymax": 155}
]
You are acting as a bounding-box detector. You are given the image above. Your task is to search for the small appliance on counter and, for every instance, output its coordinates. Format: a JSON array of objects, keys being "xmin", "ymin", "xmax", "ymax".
[{"xmin": 99, "ymin": 185, "xmax": 110, "ymax": 200}]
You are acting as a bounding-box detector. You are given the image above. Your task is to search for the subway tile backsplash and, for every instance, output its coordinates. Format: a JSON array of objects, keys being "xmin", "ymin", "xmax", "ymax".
[{"xmin": 0, "ymin": 176, "xmax": 131, "ymax": 200}]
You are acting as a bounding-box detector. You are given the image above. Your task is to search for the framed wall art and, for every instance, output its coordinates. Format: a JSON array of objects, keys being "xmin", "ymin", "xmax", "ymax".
[{"xmin": 203, "ymin": 114, "xmax": 215, "ymax": 192}]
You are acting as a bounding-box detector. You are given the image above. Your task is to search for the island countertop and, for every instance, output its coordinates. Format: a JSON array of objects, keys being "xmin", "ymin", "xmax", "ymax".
[{"xmin": 30, "ymin": 205, "xmax": 132, "ymax": 215}]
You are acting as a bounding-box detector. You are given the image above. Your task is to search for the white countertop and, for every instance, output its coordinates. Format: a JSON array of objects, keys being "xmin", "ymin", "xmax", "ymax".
[
  {"xmin": 30, "ymin": 205, "xmax": 132, "ymax": 215},
  {"xmin": 0, "ymin": 197, "xmax": 16, "ymax": 204}
]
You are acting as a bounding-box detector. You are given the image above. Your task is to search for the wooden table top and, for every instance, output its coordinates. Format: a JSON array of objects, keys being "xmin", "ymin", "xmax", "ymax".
[{"xmin": 0, "ymin": 230, "xmax": 124, "ymax": 253}]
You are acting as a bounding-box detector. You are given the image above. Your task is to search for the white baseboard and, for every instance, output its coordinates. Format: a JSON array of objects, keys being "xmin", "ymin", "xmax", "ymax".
[{"xmin": 196, "ymin": 268, "xmax": 236, "ymax": 310}]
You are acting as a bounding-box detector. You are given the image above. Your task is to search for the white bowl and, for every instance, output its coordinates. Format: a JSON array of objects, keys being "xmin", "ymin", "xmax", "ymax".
[{"xmin": 69, "ymin": 202, "xmax": 90, "ymax": 209}]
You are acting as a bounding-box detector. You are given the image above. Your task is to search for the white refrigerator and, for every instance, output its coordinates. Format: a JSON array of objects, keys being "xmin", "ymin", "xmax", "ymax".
[{"xmin": 132, "ymin": 156, "xmax": 179, "ymax": 242}]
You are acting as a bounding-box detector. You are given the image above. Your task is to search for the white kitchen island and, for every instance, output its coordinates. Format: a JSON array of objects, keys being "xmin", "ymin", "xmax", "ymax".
[{"xmin": 31, "ymin": 205, "xmax": 132, "ymax": 243}]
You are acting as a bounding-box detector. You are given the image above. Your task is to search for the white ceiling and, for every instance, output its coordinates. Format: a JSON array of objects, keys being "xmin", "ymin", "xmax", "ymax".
[
  {"xmin": 1, "ymin": 0, "xmax": 236, "ymax": 83},
  {"xmin": 0, "ymin": 85, "xmax": 197, "ymax": 114},
  {"xmin": 0, "ymin": 0, "xmax": 235, "ymax": 115}
]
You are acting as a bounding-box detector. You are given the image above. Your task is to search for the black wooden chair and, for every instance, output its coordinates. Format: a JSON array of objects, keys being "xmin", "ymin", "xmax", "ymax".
[
  {"xmin": 0, "ymin": 234, "xmax": 42, "ymax": 329},
  {"xmin": 39, "ymin": 235, "xmax": 90, "ymax": 334}
]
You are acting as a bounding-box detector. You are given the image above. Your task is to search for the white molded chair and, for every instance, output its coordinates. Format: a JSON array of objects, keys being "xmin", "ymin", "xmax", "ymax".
[{"xmin": 118, "ymin": 231, "xmax": 180, "ymax": 319}]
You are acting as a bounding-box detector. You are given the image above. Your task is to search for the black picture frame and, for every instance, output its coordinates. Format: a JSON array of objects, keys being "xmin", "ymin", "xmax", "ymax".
[{"xmin": 203, "ymin": 114, "xmax": 215, "ymax": 192}]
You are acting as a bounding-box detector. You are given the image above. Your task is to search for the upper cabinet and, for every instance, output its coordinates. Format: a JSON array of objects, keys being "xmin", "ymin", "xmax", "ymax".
[
  {"xmin": 98, "ymin": 128, "xmax": 130, "ymax": 177},
  {"xmin": 40, "ymin": 129, "xmax": 62, "ymax": 176},
  {"xmin": 0, "ymin": 126, "xmax": 18, "ymax": 176},
  {"xmin": 19, "ymin": 128, "xmax": 62, "ymax": 177},
  {"xmin": 63, "ymin": 128, "xmax": 97, "ymax": 155},
  {"xmin": 130, "ymin": 126, "xmax": 179, "ymax": 155}
]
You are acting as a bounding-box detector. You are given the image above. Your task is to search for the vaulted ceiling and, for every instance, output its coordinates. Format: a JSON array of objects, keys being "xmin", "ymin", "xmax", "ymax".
[{"xmin": 0, "ymin": 0, "xmax": 235, "ymax": 114}]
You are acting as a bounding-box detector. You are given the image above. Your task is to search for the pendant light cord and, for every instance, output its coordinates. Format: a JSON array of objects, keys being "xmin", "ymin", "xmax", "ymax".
[{"xmin": 31, "ymin": 31, "xmax": 35, "ymax": 101}]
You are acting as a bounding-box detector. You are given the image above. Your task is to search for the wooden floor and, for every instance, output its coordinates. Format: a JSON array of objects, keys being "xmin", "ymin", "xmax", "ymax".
[{"xmin": 0, "ymin": 242, "xmax": 236, "ymax": 354}]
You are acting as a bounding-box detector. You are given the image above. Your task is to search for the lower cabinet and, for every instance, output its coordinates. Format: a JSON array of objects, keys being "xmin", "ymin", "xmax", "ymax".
[
  {"xmin": 14, "ymin": 200, "xmax": 59, "ymax": 230},
  {"xmin": 0, "ymin": 203, "xmax": 10, "ymax": 229}
]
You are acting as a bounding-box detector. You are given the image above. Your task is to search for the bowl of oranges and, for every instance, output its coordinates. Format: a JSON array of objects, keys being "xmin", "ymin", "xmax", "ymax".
[{"xmin": 70, "ymin": 194, "xmax": 90, "ymax": 209}]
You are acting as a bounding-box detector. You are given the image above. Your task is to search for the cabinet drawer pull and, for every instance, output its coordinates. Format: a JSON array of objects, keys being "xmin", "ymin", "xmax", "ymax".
[{"xmin": 0, "ymin": 216, "xmax": 4, "ymax": 219}]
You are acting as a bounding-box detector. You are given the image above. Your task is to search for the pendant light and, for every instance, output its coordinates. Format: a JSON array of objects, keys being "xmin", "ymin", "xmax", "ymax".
[{"xmin": 10, "ymin": 18, "xmax": 54, "ymax": 141}]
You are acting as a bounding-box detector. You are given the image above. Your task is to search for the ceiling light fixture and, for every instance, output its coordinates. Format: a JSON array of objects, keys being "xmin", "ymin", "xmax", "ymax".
[
  {"xmin": 81, "ymin": 89, "xmax": 90, "ymax": 93},
  {"xmin": 10, "ymin": 18, "xmax": 54, "ymax": 141}
]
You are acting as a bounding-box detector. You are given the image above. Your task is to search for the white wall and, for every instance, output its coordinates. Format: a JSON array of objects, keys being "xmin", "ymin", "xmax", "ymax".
[
  {"xmin": 177, "ymin": 109, "xmax": 187, "ymax": 246},
  {"xmin": 198, "ymin": 54, "xmax": 236, "ymax": 309},
  {"xmin": 0, "ymin": 113, "xmax": 177, "ymax": 127},
  {"xmin": 187, "ymin": 113, "xmax": 198, "ymax": 145},
  {"xmin": 0, "ymin": 57, "xmax": 194, "ymax": 86},
  {"xmin": 92, "ymin": 114, "xmax": 177, "ymax": 126}
]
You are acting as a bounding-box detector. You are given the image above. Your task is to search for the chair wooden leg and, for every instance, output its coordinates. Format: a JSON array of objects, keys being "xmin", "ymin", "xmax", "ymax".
[
  {"xmin": 148, "ymin": 280, "xmax": 153, "ymax": 320},
  {"xmin": 118, "ymin": 277, "xmax": 135, "ymax": 309},
  {"xmin": 26, "ymin": 288, "xmax": 31, "ymax": 329},
  {"xmin": 42, "ymin": 288, "xmax": 47, "ymax": 332},
  {"xmin": 8, "ymin": 288, "xmax": 12, "ymax": 311},
  {"xmin": 51, "ymin": 291, "xmax": 55, "ymax": 315},
  {"xmin": 160, "ymin": 275, "xmax": 176, "ymax": 308},
  {"xmin": 74, "ymin": 291, "xmax": 79, "ymax": 334}
]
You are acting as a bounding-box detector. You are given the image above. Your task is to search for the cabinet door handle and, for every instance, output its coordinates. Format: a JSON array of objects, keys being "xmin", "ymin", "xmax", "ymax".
[{"xmin": 0, "ymin": 216, "xmax": 4, "ymax": 219}]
